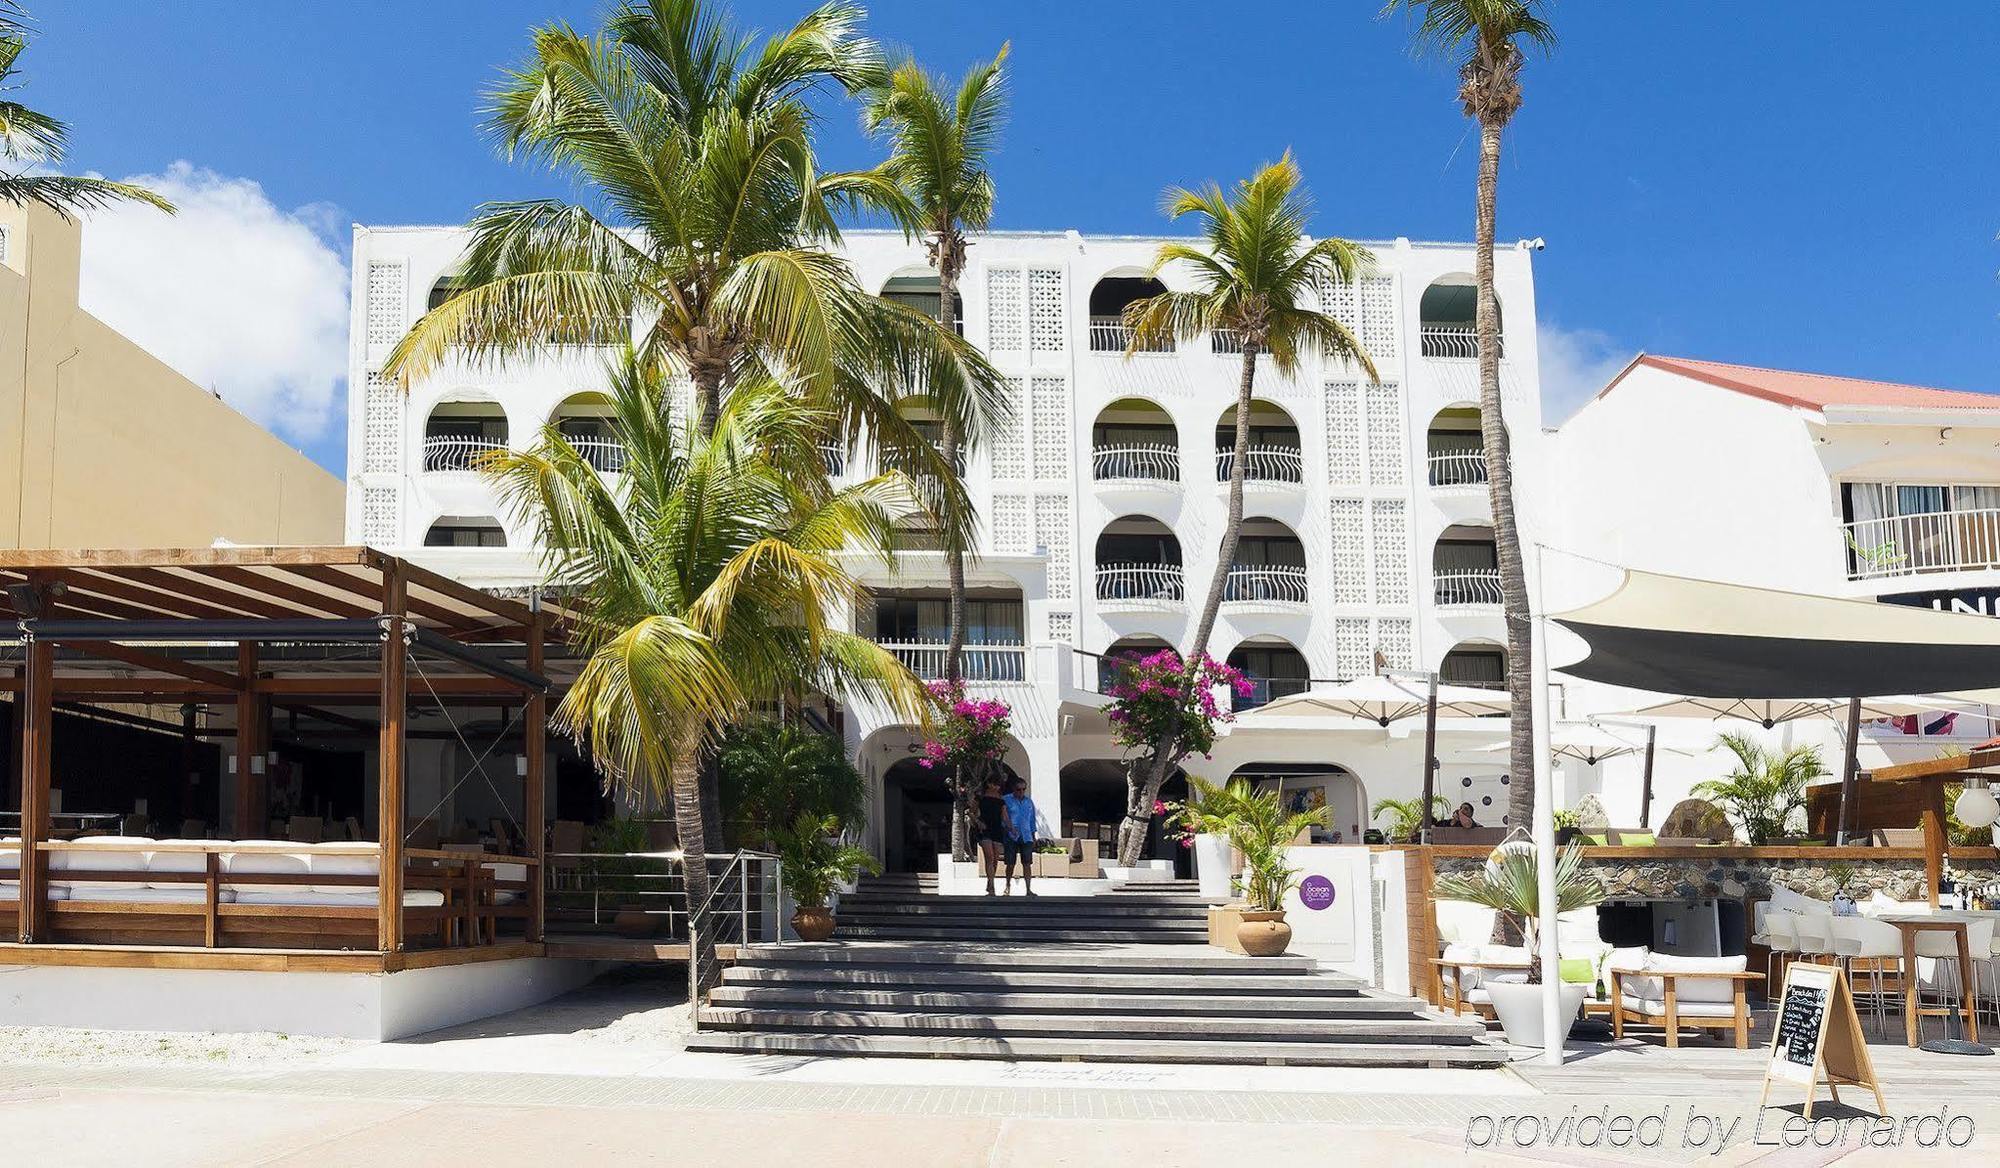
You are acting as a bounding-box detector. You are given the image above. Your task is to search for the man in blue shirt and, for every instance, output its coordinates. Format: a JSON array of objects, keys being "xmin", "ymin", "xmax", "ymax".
[{"xmin": 1002, "ymin": 777, "xmax": 1041, "ymax": 897}]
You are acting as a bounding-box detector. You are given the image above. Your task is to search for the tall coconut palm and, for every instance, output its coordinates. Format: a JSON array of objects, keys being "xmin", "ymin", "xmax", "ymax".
[
  {"xmin": 0, "ymin": 6, "xmax": 171, "ymax": 216},
  {"xmin": 861, "ymin": 43, "xmax": 1007, "ymax": 859},
  {"xmin": 1384, "ymin": 0, "xmax": 1555, "ymax": 830},
  {"xmin": 386, "ymin": 0, "xmax": 1004, "ymax": 542},
  {"xmin": 1113, "ymin": 154, "xmax": 1377, "ymax": 865},
  {"xmin": 487, "ymin": 350, "xmax": 927, "ymax": 981}
]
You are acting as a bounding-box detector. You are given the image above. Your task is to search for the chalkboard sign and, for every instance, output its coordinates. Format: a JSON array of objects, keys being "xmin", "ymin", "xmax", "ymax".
[{"xmin": 1760, "ymin": 962, "xmax": 1884, "ymax": 1120}]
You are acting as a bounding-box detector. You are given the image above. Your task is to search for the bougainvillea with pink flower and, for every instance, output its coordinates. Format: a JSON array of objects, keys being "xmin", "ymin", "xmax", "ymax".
[
  {"xmin": 1104, "ymin": 649, "xmax": 1251, "ymax": 764},
  {"xmin": 919, "ymin": 681, "xmax": 1013, "ymax": 861}
]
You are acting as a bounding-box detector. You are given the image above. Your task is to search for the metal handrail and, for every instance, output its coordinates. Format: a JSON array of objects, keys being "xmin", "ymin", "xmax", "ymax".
[
  {"xmin": 1427, "ymin": 449, "xmax": 1488, "ymax": 487},
  {"xmin": 1095, "ymin": 562, "xmax": 1186, "ymax": 603},
  {"xmin": 1842, "ymin": 507, "xmax": 2000, "ymax": 580},
  {"xmin": 1419, "ymin": 323, "xmax": 1504, "ymax": 360},
  {"xmin": 878, "ymin": 641, "xmax": 1027, "ymax": 682},
  {"xmin": 1215, "ymin": 445, "xmax": 1304, "ymax": 483},
  {"xmin": 686, "ymin": 849, "xmax": 782, "ymax": 1029},
  {"xmin": 1221, "ymin": 565, "xmax": 1310, "ymax": 605},
  {"xmin": 1433, "ymin": 568, "xmax": 1503, "ymax": 606},
  {"xmin": 564, "ymin": 435, "xmax": 627, "ymax": 475},
  {"xmin": 1092, "ymin": 444, "xmax": 1180, "ymax": 483},
  {"xmin": 1089, "ymin": 316, "xmax": 1172, "ymax": 353},
  {"xmin": 422, "ymin": 435, "xmax": 505, "ymax": 473}
]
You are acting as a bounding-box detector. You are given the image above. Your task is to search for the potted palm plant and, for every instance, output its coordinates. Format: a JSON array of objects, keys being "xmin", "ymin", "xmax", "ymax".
[
  {"xmin": 1434, "ymin": 840, "xmax": 1606, "ymax": 1047},
  {"xmin": 772, "ymin": 812, "xmax": 880, "ymax": 942},
  {"xmin": 1229, "ymin": 786, "xmax": 1331, "ymax": 957},
  {"xmin": 1692, "ymin": 733, "xmax": 1826, "ymax": 845},
  {"xmin": 1167, "ymin": 777, "xmax": 1253, "ymax": 902}
]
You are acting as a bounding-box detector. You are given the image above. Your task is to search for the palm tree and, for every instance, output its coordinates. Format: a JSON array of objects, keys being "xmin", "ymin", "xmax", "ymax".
[
  {"xmin": 487, "ymin": 350, "xmax": 927, "ymax": 982},
  {"xmin": 1384, "ymin": 0, "xmax": 1555, "ymax": 832},
  {"xmin": 1372, "ymin": 795, "xmax": 1449, "ymax": 844},
  {"xmin": 0, "ymin": 6, "xmax": 171, "ymax": 216},
  {"xmin": 861, "ymin": 43, "xmax": 1008, "ymax": 859},
  {"xmin": 1692, "ymin": 733, "xmax": 1826, "ymax": 845},
  {"xmin": 385, "ymin": 0, "xmax": 1005, "ymax": 542},
  {"xmin": 1113, "ymin": 154, "xmax": 1377, "ymax": 865}
]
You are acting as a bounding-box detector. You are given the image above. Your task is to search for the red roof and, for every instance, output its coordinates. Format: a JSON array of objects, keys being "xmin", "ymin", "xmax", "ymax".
[{"xmin": 1618, "ymin": 355, "xmax": 2000, "ymax": 412}]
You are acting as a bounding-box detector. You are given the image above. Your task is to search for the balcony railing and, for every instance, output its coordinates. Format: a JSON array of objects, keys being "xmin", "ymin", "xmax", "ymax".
[
  {"xmin": 1434, "ymin": 567, "xmax": 1503, "ymax": 607},
  {"xmin": 1235, "ymin": 676, "xmax": 1311, "ymax": 711},
  {"xmin": 819, "ymin": 442, "xmax": 847, "ymax": 477},
  {"xmin": 879, "ymin": 641, "xmax": 1027, "ymax": 682},
  {"xmin": 1092, "ymin": 444, "xmax": 1180, "ymax": 484},
  {"xmin": 1096, "ymin": 563, "xmax": 1186, "ymax": 604},
  {"xmin": 1211, "ymin": 329, "xmax": 1245, "ymax": 355},
  {"xmin": 1420, "ymin": 323, "xmax": 1503, "ymax": 360},
  {"xmin": 1843, "ymin": 509, "xmax": 2000, "ymax": 579},
  {"xmin": 565, "ymin": 435, "xmax": 627, "ymax": 475},
  {"xmin": 422, "ymin": 435, "xmax": 505, "ymax": 473},
  {"xmin": 1221, "ymin": 565, "xmax": 1309, "ymax": 606},
  {"xmin": 1089, "ymin": 316, "xmax": 1172, "ymax": 353},
  {"xmin": 1215, "ymin": 445, "xmax": 1304, "ymax": 484},
  {"xmin": 1428, "ymin": 448, "xmax": 1489, "ymax": 488}
]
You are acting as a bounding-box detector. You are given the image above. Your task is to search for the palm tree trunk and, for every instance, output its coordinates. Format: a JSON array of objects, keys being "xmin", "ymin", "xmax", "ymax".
[
  {"xmin": 1116, "ymin": 342, "xmax": 1259, "ymax": 866},
  {"xmin": 935, "ymin": 267, "xmax": 975, "ymax": 865},
  {"xmin": 1473, "ymin": 115, "xmax": 1536, "ymax": 833},
  {"xmin": 671, "ymin": 741, "xmax": 717, "ymax": 990},
  {"xmin": 690, "ymin": 360, "xmax": 725, "ymax": 437}
]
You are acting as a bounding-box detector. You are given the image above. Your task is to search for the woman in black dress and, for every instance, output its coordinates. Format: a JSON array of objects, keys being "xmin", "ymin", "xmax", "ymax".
[{"xmin": 974, "ymin": 777, "xmax": 1007, "ymax": 895}]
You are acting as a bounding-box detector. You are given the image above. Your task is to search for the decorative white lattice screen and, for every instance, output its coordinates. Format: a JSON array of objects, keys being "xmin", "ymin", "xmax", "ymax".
[
  {"xmin": 1047, "ymin": 610, "xmax": 1074, "ymax": 644},
  {"xmin": 1324, "ymin": 381, "xmax": 1363, "ymax": 486},
  {"xmin": 1030, "ymin": 376, "xmax": 1069, "ymax": 480},
  {"xmin": 986, "ymin": 268, "xmax": 1024, "ymax": 351},
  {"xmin": 365, "ymin": 262, "xmax": 406, "ymax": 346},
  {"xmin": 1359, "ymin": 275, "xmax": 1398, "ymax": 361},
  {"xmin": 362, "ymin": 372, "xmax": 401, "ymax": 475},
  {"xmin": 1364, "ymin": 381, "xmax": 1404, "ymax": 487},
  {"xmin": 1334, "ymin": 618, "xmax": 1372, "ymax": 679},
  {"xmin": 989, "ymin": 378, "xmax": 1027, "ymax": 479},
  {"xmin": 1028, "ymin": 268, "xmax": 1065, "ymax": 353},
  {"xmin": 1376, "ymin": 617, "xmax": 1413, "ymax": 670},
  {"xmin": 1033, "ymin": 494, "xmax": 1073, "ymax": 600},
  {"xmin": 1328, "ymin": 497, "xmax": 1369, "ymax": 604},
  {"xmin": 991, "ymin": 493, "xmax": 1031, "ymax": 554},
  {"xmin": 361, "ymin": 486, "xmax": 399, "ymax": 547},
  {"xmin": 1370, "ymin": 498, "xmax": 1408, "ymax": 604}
]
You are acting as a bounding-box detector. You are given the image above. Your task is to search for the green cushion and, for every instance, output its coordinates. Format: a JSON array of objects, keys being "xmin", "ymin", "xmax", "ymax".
[
  {"xmin": 1581, "ymin": 833, "xmax": 1610, "ymax": 846},
  {"xmin": 1621, "ymin": 833, "xmax": 1655, "ymax": 847},
  {"xmin": 1559, "ymin": 957, "xmax": 1595, "ymax": 984}
]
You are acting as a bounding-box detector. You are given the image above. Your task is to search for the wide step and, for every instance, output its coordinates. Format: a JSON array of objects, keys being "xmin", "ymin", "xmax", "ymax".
[
  {"xmin": 721, "ymin": 966, "xmax": 1367, "ymax": 995},
  {"xmin": 706, "ymin": 986, "xmax": 1419, "ymax": 1015},
  {"xmin": 683, "ymin": 1031, "xmax": 1510, "ymax": 1068}
]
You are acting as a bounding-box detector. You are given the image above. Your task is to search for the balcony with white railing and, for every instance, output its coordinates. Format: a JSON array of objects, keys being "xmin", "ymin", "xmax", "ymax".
[
  {"xmin": 1215, "ymin": 445, "xmax": 1305, "ymax": 485},
  {"xmin": 1092, "ymin": 444, "xmax": 1181, "ymax": 486},
  {"xmin": 1434, "ymin": 568, "xmax": 1503, "ymax": 608},
  {"xmin": 1428, "ymin": 449, "xmax": 1489, "ymax": 488},
  {"xmin": 1843, "ymin": 509, "xmax": 2000, "ymax": 580},
  {"xmin": 1088, "ymin": 316, "xmax": 1172, "ymax": 354},
  {"xmin": 1419, "ymin": 323, "xmax": 1503, "ymax": 361},
  {"xmin": 819, "ymin": 442, "xmax": 847, "ymax": 477},
  {"xmin": 880, "ymin": 641, "xmax": 1028, "ymax": 683},
  {"xmin": 1220, "ymin": 565, "xmax": 1310, "ymax": 609},
  {"xmin": 1095, "ymin": 563, "xmax": 1186, "ymax": 608},
  {"xmin": 422, "ymin": 435, "xmax": 507, "ymax": 474},
  {"xmin": 565, "ymin": 435, "xmax": 627, "ymax": 475}
]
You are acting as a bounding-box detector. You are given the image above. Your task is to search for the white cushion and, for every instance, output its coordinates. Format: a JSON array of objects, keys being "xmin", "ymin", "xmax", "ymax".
[
  {"xmin": 0, "ymin": 882, "xmax": 67, "ymax": 901},
  {"xmin": 304, "ymin": 843, "xmax": 380, "ymax": 895},
  {"xmin": 0, "ymin": 837, "xmax": 19, "ymax": 874},
  {"xmin": 231, "ymin": 889, "xmax": 443, "ymax": 908},
  {"xmin": 1864, "ymin": 890, "xmax": 1930, "ymax": 917},
  {"xmin": 1555, "ymin": 908, "xmax": 1604, "ymax": 945},
  {"xmin": 49, "ymin": 837, "xmax": 151, "ymax": 888},
  {"xmin": 1624, "ymin": 953, "xmax": 1746, "ymax": 1004},
  {"xmin": 66, "ymin": 886, "xmax": 236, "ymax": 904},
  {"xmin": 143, "ymin": 841, "xmax": 218, "ymax": 890},
  {"xmin": 488, "ymin": 862, "xmax": 527, "ymax": 885},
  {"xmin": 1436, "ymin": 900, "xmax": 1496, "ymax": 946},
  {"xmin": 1619, "ymin": 993, "xmax": 1739, "ymax": 1018},
  {"xmin": 221, "ymin": 844, "xmax": 312, "ymax": 893}
]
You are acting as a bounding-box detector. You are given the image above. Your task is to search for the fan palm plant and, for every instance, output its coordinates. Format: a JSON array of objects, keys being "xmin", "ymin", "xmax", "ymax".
[
  {"xmin": 386, "ymin": 0, "xmax": 1006, "ymax": 549},
  {"xmin": 1372, "ymin": 795, "xmax": 1449, "ymax": 844},
  {"xmin": 0, "ymin": 6, "xmax": 171, "ymax": 216},
  {"xmin": 1113, "ymin": 154, "xmax": 1377, "ymax": 865},
  {"xmin": 1226, "ymin": 784, "xmax": 1331, "ymax": 912},
  {"xmin": 1692, "ymin": 732, "xmax": 1826, "ymax": 845},
  {"xmin": 1384, "ymin": 0, "xmax": 1555, "ymax": 831},
  {"xmin": 1434, "ymin": 841, "xmax": 1604, "ymax": 983},
  {"xmin": 486, "ymin": 349, "xmax": 926, "ymax": 979}
]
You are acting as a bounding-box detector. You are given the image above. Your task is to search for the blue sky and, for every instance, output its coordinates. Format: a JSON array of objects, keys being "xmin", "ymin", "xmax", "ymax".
[{"xmin": 23, "ymin": 1, "xmax": 2000, "ymax": 474}]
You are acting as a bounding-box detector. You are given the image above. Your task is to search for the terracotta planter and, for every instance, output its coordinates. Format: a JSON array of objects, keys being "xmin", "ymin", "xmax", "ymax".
[
  {"xmin": 611, "ymin": 908, "xmax": 658, "ymax": 938},
  {"xmin": 1235, "ymin": 910, "xmax": 1292, "ymax": 957},
  {"xmin": 791, "ymin": 905, "xmax": 837, "ymax": 942}
]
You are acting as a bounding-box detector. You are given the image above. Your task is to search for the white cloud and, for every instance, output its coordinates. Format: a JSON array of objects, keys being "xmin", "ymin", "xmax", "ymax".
[
  {"xmin": 1536, "ymin": 319, "xmax": 1632, "ymax": 423},
  {"xmin": 75, "ymin": 162, "xmax": 348, "ymax": 444}
]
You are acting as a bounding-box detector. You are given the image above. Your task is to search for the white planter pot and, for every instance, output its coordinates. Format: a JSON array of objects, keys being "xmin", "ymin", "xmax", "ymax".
[
  {"xmin": 1483, "ymin": 978, "xmax": 1587, "ymax": 1049},
  {"xmin": 1192, "ymin": 834, "xmax": 1233, "ymax": 901}
]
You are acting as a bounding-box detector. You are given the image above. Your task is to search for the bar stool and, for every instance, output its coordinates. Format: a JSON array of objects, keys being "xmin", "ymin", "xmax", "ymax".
[
  {"xmin": 1792, "ymin": 910, "xmax": 1837, "ymax": 966},
  {"xmin": 1829, "ymin": 913, "xmax": 1903, "ymax": 1036},
  {"xmin": 1758, "ymin": 910, "xmax": 1800, "ymax": 987},
  {"xmin": 1916, "ymin": 918, "xmax": 1995, "ymax": 1043}
]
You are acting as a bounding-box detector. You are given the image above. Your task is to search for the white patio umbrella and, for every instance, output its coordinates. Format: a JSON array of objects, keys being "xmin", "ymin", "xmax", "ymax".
[
  {"xmin": 1627, "ymin": 694, "xmax": 1970, "ymax": 729},
  {"xmin": 1246, "ymin": 674, "xmax": 1511, "ymax": 726},
  {"xmin": 1470, "ymin": 721, "xmax": 1687, "ymax": 766}
]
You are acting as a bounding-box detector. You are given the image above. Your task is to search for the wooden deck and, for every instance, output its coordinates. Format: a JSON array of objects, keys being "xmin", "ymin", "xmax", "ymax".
[{"xmin": 0, "ymin": 939, "xmax": 551, "ymax": 973}]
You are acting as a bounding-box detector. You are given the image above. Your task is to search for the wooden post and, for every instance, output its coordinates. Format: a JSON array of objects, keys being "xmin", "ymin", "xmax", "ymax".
[
  {"xmin": 377, "ymin": 567, "xmax": 408, "ymax": 954},
  {"xmin": 524, "ymin": 614, "xmax": 547, "ymax": 944},
  {"xmin": 1638, "ymin": 725, "xmax": 1658, "ymax": 829},
  {"xmin": 232, "ymin": 642, "xmax": 259, "ymax": 837},
  {"xmin": 17, "ymin": 639, "xmax": 53, "ymax": 943},
  {"xmin": 1835, "ymin": 697, "xmax": 1862, "ymax": 845},
  {"xmin": 1922, "ymin": 791, "xmax": 1947, "ymax": 910},
  {"xmin": 1419, "ymin": 672, "xmax": 1438, "ymax": 844}
]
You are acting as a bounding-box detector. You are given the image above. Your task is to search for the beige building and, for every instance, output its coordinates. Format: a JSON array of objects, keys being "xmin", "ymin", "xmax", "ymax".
[{"xmin": 0, "ymin": 202, "xmax": 342, "ymax": 549}]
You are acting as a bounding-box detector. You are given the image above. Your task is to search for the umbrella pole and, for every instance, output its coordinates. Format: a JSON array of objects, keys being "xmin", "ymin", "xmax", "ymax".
[
  {"xmin": 1531, "ymin": 545, "xmax": 1563, "ymax": 1064},
  {"xmin": 1638, "ymin": 725, "xmax": 1657, "ymax": 829},
  {"xmin": 1836, "ymin": 697, "xmax": 1862, "ymax": 845},
  {"xmin": 1420, "ymin": 672, "xmax": 1439, "ymax": 844}
]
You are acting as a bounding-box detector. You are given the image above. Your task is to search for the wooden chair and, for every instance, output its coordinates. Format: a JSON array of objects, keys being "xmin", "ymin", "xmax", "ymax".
[
  {"xmin": 1611, "ymin": 965, "xmax": 1764, "ymax": 1049},
  {"xmin": 1429, "ymin": 956, "xmax": 1530, "ymax": 1018},
  {"xmin": 550, "ymin": 820, "xmax": 586, "ymax": 891}
]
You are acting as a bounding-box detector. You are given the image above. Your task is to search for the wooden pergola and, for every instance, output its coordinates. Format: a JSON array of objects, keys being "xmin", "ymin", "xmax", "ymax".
[
  {"xmin": 1867, "ymin": 748, "xmax": 2000, "ymax": 906},
  {"xmin": 0, "ymin": 546, "xmax": 576, "ymax": 970}
]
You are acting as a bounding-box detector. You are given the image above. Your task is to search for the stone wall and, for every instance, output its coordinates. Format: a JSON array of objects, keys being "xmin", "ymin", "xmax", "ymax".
[{"xmin": 1434, "ymin": 852, "xmax": 2000, "ymax": 903}]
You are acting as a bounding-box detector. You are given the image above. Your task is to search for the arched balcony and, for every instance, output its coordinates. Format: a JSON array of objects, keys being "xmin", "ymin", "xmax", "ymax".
[
  {"xmin": 1094, "ymin": 634, "xmax": 1175, "ymax": 693},
  {"xmin": 1221, "ymin": 519, "xmax": 1308, "ymax": 609},
  {"xmin": 423, "ymin": 516, "xmax": 507, "ymax": 548},
  {"xmin": 1426, "ymin": 405, "xmax": 1488, "ymax": 488},
  {"xmin": 1440, "ymin": 641, "xmax": 1508, "ymax": 689},
  {"xmin": 881, "ymin": 272, "xmax": 963, "ymax": 335},
  {"xmin": 1214, "ymin": 401, "xmax": 1304, "ymax": 486},
  {"xmin": 868, "ymin": 589, "xmax": 1025, "ymax": 682},
  {"xmin": 1227, "ymin": 637, "xmax": 1310, "ymax": 710},
  {"xmin": 1095, "ymin": 518, "xmax": 1185, "ymax": 608},
  {"xmin": 1091, "ymin": 399, "xmax": 1180, "ymax": 487},
  {"xmin": 1420, "ymin": 276, "xmax": 1502, "ymax": 360},
  {"xmin": 1089, "ymin": 274, "xmax": 1171, "ymax": 353},
  {"xmin": 1433, "ymin": 525, "xmax": 1502, "ymax": 608},
  {"xmin": 422, "ymin": 400, "xmax": 508, "ymax": 474},
  {"xmin": 551, "ymin": 392, "xmax": 626, "ymax": 475}
]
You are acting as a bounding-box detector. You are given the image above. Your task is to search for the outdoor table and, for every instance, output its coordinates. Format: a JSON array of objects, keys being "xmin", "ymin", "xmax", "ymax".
[{"xmin": 1879, "ymin": 914, "xmax": 1979, "ymax": 1047}]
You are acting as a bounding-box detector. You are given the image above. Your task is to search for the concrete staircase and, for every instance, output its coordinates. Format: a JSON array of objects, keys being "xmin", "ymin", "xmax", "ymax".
[
  {"xmin": 826, "ymin": 876, "xmax": 1210, "ymax": 945},
  {"xmin": 685, "ymin": 939, "xmax": 1507, "ymax": 1068}
]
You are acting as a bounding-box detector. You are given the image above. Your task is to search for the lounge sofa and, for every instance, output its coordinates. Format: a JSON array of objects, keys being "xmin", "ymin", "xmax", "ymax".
[{"xmin": 1609, "ymin": 949, "xmax": 1762, "ymax": 1048}]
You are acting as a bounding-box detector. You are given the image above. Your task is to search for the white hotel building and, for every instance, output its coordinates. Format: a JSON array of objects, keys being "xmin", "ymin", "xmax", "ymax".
[{"xmin": 345, "ymin": 226, "xmax": 1549, "ymax": 868}]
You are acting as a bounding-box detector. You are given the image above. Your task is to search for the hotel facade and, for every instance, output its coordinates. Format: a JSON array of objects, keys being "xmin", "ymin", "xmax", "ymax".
[{"xmin": 344, "ymin": 226, "xmax": 1549, "ymax": 866}]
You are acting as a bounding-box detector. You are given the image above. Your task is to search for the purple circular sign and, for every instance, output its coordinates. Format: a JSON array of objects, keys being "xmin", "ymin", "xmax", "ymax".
[{"xmin": 1299, "ymin": 874, "xmax": 1336, "ymax": 911}]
